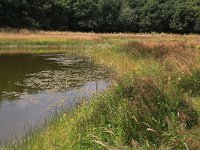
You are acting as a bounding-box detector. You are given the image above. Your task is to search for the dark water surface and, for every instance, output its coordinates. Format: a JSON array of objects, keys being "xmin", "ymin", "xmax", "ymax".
[{"xmin": 0, "ymin": 53, "xmax": 111, "ymax": 143}]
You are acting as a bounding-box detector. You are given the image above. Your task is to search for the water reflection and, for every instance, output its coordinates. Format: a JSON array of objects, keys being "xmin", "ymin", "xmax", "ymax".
[{"xmin": 0, "ymin": 53, "xmax": 111, "ymax": 142}]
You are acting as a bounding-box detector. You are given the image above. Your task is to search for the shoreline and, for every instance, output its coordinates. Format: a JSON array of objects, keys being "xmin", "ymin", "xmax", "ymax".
[{"xmin": 1, "ymin": 31, "xmax": 200, "ymax": 149}]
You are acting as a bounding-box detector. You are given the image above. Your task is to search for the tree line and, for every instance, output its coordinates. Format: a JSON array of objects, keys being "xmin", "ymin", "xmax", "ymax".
[{"xmin": 0, "ymin": 0, "xmax": 200, "ymax": 33}]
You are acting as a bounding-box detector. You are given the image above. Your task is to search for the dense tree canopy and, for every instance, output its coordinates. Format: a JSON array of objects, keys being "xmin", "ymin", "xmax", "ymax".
[{"xmin": 0, "ymin": 0, "xmax": 199, "ymax": 33}]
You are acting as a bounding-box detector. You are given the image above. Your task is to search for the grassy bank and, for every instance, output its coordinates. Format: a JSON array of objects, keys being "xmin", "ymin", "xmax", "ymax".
[{"xmin": 1, "ymin": 31, "xmax": 200, "ymax": 149}]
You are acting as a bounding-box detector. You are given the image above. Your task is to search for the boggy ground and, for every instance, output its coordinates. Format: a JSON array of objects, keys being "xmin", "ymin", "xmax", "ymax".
[{"xmin": 1, "ymin": 30, "xmax": 200, "ymax": 149}]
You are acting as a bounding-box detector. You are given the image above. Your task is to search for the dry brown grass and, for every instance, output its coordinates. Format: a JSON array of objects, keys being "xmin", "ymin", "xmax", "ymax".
[
  {"xmin": 122, "ymin": 40, "xmax": 200, "ymax": 74},
  {"xmin": 1, "ymin": 29, "xmax": 199, "ymax": 42},
  {"xmin": 0, "ymin": 32, "xmax": 101, "ymax": 41}
]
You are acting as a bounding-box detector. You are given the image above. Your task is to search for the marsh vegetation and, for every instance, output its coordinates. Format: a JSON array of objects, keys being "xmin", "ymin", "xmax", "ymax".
[{"xmin": 0, "ymin": 31, "xmax": 200, "ymax": 149}]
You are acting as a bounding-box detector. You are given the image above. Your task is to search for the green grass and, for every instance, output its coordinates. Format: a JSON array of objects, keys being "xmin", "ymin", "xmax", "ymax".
[
  {"xmin": 0, "ymin": 39, "xmax": 98, "ymax": 49},
  {"xmin": 1, "ymin": 31, "xmax": 200, "ymax": 149}
]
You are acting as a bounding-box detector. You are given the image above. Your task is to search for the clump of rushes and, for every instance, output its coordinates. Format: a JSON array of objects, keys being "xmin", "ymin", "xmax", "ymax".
[
  {"xmin": 65, "ymin": 75, "xmax": 199, "ymax": 149},
  {"xmin": 177, "ymin": 69, "xmax": 200, "ymax": 97}
]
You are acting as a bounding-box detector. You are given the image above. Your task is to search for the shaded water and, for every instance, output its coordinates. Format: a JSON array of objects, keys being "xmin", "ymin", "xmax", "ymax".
[{"xmin": 0, "ymin": 53, "xmax": 111, "ymax": 143}]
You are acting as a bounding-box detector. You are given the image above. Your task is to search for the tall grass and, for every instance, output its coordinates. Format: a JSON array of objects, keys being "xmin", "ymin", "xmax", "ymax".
[
  {"xmin": 1, "ymin": 31, "xmax": 200, "ymax": 149},
  {"xmin": 5, "ymin": 75, "xmax": 199, "ymax": 149}
]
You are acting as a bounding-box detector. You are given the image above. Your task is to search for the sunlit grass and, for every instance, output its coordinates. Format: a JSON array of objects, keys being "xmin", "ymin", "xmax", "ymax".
[{"xmin": 1, "ymin": 30, "xmax": 200, "ymax": 149}]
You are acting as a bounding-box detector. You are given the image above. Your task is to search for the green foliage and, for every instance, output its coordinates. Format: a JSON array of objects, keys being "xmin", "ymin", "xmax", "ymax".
[
  {"xmin": 194, "ymin": 10, "xmax": 200, "ymax": 32},
  {"xmin": 71, "ymin": 0, "xmax": 99, "ymax": 30},
  {"xmin": 178, "ymin": 69, "xmax": 200, "ymax": 97},
  {"xmin": 97, "ymin": 0, "xmax": 122, "ymax": 31},
  {"xmin": 49, "ymin": 0, "xmax": 71, "ymax": 30},
  {"xmin": 67, "ymin": 76, "xmax": 199, "ymax": 149},
  {"xmin": 139, "ymin": 0, "xmax": 175, "ymax": 32},
  {"xmin": 0, "ymin": 0, "xmax": 199, "ymax": 33},
  {"xmin": 170, "ymin": 1, "xmax": 198, "ymax": 33},
  {"xmin": 119, "ymin": 7, "xmax": 138, "ymax": 32}
]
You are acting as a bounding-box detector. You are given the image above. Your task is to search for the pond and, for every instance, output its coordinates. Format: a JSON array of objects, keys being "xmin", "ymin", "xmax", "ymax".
[{"xmin": 0, "ymin": 53, "xmax": 111, "ymax": 143}]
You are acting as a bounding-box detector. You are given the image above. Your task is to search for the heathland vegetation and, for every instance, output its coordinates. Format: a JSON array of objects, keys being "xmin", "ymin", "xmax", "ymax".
[
  {"xmin": 0, "ymin": 31, "xmax": 200, "ymax": 149},
  {"xmin": 0, "ymin": 0, "xmax": 200, "ymax": 33}
]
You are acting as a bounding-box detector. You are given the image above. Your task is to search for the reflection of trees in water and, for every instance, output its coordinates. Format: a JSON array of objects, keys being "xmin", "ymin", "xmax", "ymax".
[
  {"xmin": 0, "ymin": 54, "xmax": 110, "ymax": 101},
  {"xmin": 0, "ymin": 54, "xmax": 60, "ymax": 101}
]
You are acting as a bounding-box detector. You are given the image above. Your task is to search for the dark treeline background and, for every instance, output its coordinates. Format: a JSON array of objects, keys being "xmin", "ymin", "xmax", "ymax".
[{"xmin": 0, "ymin": 0, "xmax": 200, "ymax": 33}]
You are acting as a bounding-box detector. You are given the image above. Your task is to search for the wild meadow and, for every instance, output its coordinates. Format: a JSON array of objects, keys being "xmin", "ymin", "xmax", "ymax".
[{"xmin": 1, "ymin": 30, "xmax": 200, "ymax": 149}]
